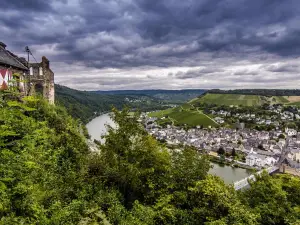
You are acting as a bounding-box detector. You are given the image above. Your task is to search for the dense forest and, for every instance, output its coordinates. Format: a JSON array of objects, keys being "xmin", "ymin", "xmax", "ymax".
[
  {"xmin": 55, "ymin": 85, "xmax": 168, "ymax": 123},
  {"xmin": 208, "ymin": 89, "xmax": 300, "ymax": 96},
  {"xmin": 1, "ymin": 90, "xmax": 300, "ymax": 224}
]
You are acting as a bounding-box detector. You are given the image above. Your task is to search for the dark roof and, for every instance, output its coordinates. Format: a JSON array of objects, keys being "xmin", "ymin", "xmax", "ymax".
[
  {"xmin": 0, "ymin": 44, "xmax": 28, "ymax": 70},
  {"xmin": 256, "ymin": 149, "xmax": 275, "ymax": 156}
]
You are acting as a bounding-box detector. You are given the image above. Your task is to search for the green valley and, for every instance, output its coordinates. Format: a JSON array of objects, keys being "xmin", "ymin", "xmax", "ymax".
[
  {"xmin": 55, "ymin": 84, "xmax": 170, "ymax": 123},
  {"xmin": 1, "ymin": 89, "xmax": 300, "ymax": 224}
]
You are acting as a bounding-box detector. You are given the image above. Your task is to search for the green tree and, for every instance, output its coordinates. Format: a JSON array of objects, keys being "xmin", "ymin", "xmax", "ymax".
[
  {"xmin": 188, "ymin": 175, "xmax": 259, "ymax": 225},
  {"xmin": 171, "ymin": 146, "xmax": 210, "ymax": 190},
  {"xmin": 278, "ymin": 133, "xmax": 285, "ymax": 139},
  {"xmin": 241, "ymin": 172, "xmax": 299, "ymax": 225},
  {"xmin": 98, "ymin": 107, "xmax": 171, "ymax": 206},
  {"xmin": 218, "ymin": 147, "xmax": 225, "ymax": 155},
  {"xmin": 232, "ymin": 148, "xmax": 236, "ymax": 157},
  {"xmin": 2, "ymin": 91, "xmax": 300, "ymax": 225},
  {"xmin": 258, "ymin": 144, "xmax": 265, "ymax": 150},
  {"xmin": 0, "ymin": 95, "xmax": 90, "ymax": 223}
]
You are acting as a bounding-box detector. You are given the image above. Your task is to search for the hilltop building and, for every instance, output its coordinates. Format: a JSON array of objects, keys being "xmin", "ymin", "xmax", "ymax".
[{"xmin": 0, "ymin": 42, "xmax": 54, "ymax": 103}]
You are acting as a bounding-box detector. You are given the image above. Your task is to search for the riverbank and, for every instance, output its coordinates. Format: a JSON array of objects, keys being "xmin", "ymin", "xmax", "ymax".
[
  {"xmin": 208, "ymin": 155, "xmax": 257, "ymax": 172},
  {"xmin": 166, "ymin": 142, "xmax": 257, "ymax": 172},
  {"xmin": 87, "ymin": 114, "xmax": 255, "ymax": 184}
]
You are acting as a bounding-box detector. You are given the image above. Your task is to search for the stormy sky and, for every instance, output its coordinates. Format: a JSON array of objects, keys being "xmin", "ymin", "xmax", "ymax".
[{"xmin": 1, "ymin": 0, "xmax": 300, "ymax": 90}]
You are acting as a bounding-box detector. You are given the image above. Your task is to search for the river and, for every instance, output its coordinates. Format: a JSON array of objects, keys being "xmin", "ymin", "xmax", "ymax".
[
  {"xmin": 86, "ymin": 113, "xmax": 115, "ymax": 142},
  {"xmin": 86, "ymin": 114, "xmax": 251, "ymax": 184}
]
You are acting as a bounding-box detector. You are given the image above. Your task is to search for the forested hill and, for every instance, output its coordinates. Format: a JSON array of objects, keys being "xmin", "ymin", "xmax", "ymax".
[
  {"xmin": 55, "ymin": 84, "xmax": 127, "ymax": 123},
  {"xmin": 93, "ymin": 89, "xmax": 207, "ymax": 103},
  {"xmin": 1, "ymin": 94, "xmax": 300, "ymax": 224},
  {"xmin": 208, "ymin": 89, "xmax": 300, "ymax": 96},
  {"xmin": 55, "ymin": 84, "xmax": 169, "ymax": 123}
]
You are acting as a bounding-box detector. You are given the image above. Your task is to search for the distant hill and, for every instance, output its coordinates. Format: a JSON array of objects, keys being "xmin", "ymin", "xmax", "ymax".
[
  {"xmin": 55, "ymin": 85, "xmax": 128, "ymax": 123},
  {"xmin": 148, "ymin": 92, "xmax": 300, "ymax": 128},
  {"xmin": 93, "ymin": 89, "xmax": 207, "ymax": 103},
  {"xmin": 191, "ymin": 93, "xmax": 263, "ymax": 106},
  {"xmin": 191, "ymin": 93, "xmax": 300, "ymax": 106},
  {"xmin": 208, "ymin": 89, "xmax": 300, "ymax": 96},
  {"xmin": 55, "ymin": 86, "xmax": 300, "ymax": 123},
  {"xmin": 55, "ymin": 85, "xmax": 171, "ymax": 123}
]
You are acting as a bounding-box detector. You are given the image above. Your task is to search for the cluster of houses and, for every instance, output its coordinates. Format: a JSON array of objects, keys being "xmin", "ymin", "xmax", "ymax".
[
  {"xmin": 210, "ymin": 104, "xmax": 300, "ymax": 127},
  {"xmin": 143, "ymin": 116, "xmax": 300, "ymax": 169}
]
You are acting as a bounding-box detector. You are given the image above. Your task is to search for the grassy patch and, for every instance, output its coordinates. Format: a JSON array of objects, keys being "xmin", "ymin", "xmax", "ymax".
[
  {"xmin": 194, "ymin": 93, "xmax": 261, "ymax": 106},
  {"xmin": 148, "ymin": 107, "xmax": 217, "ymax": 128},
  {"xmin": 286, "ymin": 101, "xmax": 300, "ymax": 106},
  {"xmin": 168, "ymin": 110, "xmax": 217, "ymax": 127},
  {"xmin": 148, "ymin": 108, "xmax": 174, "ymax": 117},
  {"xmin": 274, "ymin": 96, "xmax": 289, "ymax": 103}
]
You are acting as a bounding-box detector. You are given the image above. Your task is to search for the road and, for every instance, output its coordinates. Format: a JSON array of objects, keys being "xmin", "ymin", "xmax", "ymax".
[
  {"xmin": 276, "ymin": 137, "xmax": 290, "ymax": 166},
  {"xmin": 196, "ymin": 108, "xmax": 219, "ymax": 126}
]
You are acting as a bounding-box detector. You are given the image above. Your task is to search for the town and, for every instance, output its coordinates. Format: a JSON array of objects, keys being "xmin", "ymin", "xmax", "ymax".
[
  {"xmin": 143, "ymin": 110, "xmax": 300, "ymax": 171},
  {"xmin": 209, "ymin": 103, "xmax": 300, "ymax": 128}
]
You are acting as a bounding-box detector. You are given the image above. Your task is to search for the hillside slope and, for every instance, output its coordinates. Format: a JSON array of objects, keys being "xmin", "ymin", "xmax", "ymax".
[
  {"xmin": 191, "ymin": 93, "xmax": 300, "ymax": 106},
  {"xmin": 55, "ymin": 84, "xmax": 127, "ymax": 123},
  {"xmin": 192, "ymin": 93, "xmax": 262, "ymax": 106},
  {"xmin": 55, "ymin": 85, "xmax": 169, "ymax": 123},
  {"xmin": 1, "ymin": 93, "xmax": 300, "ymax": 224},
  {"xmin": 149, "ymin": 105, "xmax": 218, "ymax": 128},
  {"xmin": 208, "ymin": 89, "xmax": 300, "ymax": 96},
  {"xmin": 94, "ymin": 89, "xmax": 206, "ymax": 103}
]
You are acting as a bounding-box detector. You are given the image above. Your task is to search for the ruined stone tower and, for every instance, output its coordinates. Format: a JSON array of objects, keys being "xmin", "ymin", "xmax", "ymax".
[{"xmin": 28, "ymin": 56, "xmax": 55, "ymax": 104}]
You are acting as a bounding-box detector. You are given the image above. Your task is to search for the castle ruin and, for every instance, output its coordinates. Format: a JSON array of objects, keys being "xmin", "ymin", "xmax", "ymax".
[{"xmin": 0, "ymin": 42, "xmax": 55, "ymax": 103}]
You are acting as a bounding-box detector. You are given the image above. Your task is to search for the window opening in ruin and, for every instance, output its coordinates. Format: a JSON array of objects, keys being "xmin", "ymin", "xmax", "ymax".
[{"xmin": 35, "ymin": 83, "xmax": 43, "ymax": 96}]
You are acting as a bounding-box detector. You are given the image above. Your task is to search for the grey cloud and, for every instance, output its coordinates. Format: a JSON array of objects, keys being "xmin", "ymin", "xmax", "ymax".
[
  {"xmin": 147, "ymin": 75, "xmax": 157, "ymax": 79},
  {"xmin": 175, "ymin": 67, "xmax": 223, "ymax": 79},
  {"xmin": 1, "ymin": 0, "xmax": 53, "ymax": 11},
  {"xmin": 263, "ymin": 63, "xmax": 300, "ymax": 73},
  {"xmin": 1, "ymin": 0, "xmax": 300, "ymax": 90},
  {"xmin": 233, "ymin": 69, "xmax": 259, "ymax": 76}
]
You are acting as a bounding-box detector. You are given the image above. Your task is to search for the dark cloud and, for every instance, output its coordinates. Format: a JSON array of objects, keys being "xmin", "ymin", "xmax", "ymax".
[
  {"xmin": 1, "ymin": 0, "xmax": 300, "ymax": 90},
  {"xmin": 264, "ymin": 63, "xmax": 300, "ymax": 73},
  {"xmin": 233, "ymin": 69, "xmax": 259, "ymax": 76},
  {"xmin": 174, "ymin": 67, "xmax": 224, "ymax": 79},
  {"xmin": 1, "ymin": 0, "xmax": 53, "ymax": 11}
]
